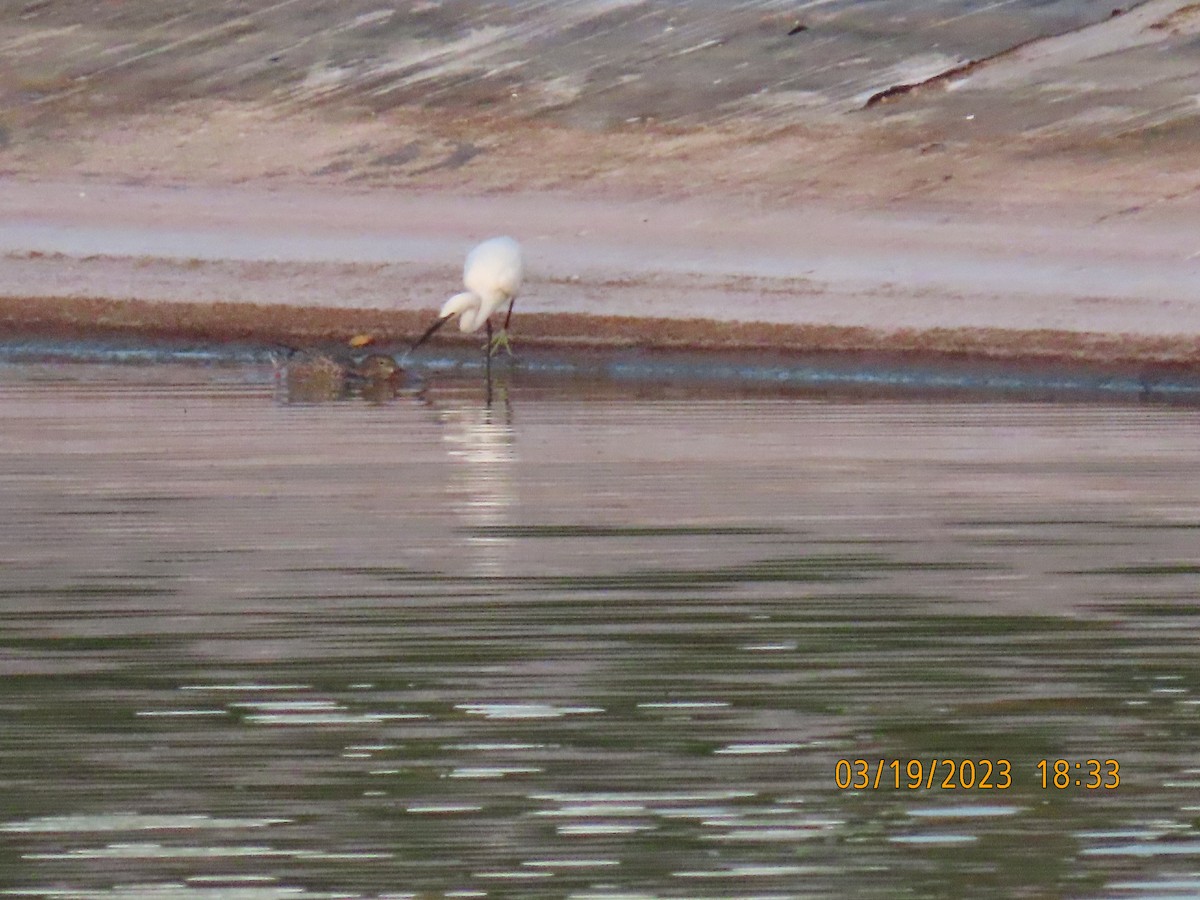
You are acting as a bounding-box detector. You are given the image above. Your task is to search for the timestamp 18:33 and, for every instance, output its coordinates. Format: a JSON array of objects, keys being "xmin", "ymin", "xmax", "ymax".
[{"xmin": 834, "ymin": 758, "xmax": 1120, "ymax": 790}]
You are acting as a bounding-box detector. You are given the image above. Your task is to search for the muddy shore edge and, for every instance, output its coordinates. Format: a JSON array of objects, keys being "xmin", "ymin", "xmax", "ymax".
[{"xmin": 6, "ymin": 294, "xmax": 1200, "ymax": 379}]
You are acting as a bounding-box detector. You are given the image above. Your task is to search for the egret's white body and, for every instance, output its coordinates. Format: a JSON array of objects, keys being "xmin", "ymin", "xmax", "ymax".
[
  {"xmin": 440, "ymin": 236, "xmax": 523, "ymax": 333},
  {"xmin": 411, "ymin": 236, "xmax": 524, "ymax": 361}
]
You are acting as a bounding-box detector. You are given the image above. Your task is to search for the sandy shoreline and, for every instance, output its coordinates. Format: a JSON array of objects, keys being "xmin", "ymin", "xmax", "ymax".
[{"xmin": 2, "ymin": 177, "xmax": 1199, "ymax": 370}]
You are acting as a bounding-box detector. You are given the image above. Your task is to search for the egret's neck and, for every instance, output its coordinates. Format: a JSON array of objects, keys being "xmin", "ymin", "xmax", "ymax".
[{"xmin": 440, "ymin": 291, "xmax": 485, "ymax": 332}]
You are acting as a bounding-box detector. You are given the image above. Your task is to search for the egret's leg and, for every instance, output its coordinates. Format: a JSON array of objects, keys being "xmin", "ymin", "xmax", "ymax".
[
  {"xmin": 485, "ymin": 321, "xmax": 496, "ymax": 406},
  {"xmin": 487, "ymin": 297, "xmax": 517, "ymax": 356}
]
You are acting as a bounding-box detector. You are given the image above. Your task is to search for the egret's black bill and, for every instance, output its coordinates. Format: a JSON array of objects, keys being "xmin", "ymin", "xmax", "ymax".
[{"xmin": 412, "ymin": 314, "xmax": 452, "ymax": 352}]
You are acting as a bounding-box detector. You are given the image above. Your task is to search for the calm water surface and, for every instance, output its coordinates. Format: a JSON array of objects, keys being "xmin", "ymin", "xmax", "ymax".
[{"xmin": 2, "ymin": 362, "xmax": 1200, "ymax": 899}]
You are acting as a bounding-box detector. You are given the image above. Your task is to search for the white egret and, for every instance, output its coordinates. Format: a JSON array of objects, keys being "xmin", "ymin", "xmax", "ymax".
[{"xmin": 413, "ymin": 236, "xmax": 524, "ymax": 358}]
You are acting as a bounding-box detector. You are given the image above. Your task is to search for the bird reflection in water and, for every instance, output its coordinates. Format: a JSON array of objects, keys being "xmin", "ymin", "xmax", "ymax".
[
  {"xmin": 273, "ymin": 338, "xmax": 514, "ymax": 574},
  {"xmin": 437, "ymin": 393, "xmax": 516, "ymax": 578}
]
